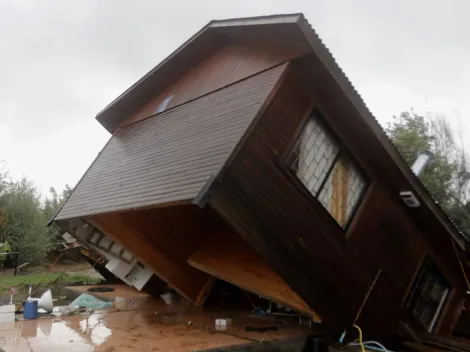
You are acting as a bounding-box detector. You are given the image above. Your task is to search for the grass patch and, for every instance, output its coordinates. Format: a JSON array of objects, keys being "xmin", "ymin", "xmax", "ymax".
[{"xmin": 0, "ymin": 273, "xmax": 101, "ymax": 291}]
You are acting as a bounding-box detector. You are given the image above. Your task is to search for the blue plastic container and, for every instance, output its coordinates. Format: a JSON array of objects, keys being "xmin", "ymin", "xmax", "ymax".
[{"xmin": 24, "ymin": 300, "xmax": 38, "ymax": 320}]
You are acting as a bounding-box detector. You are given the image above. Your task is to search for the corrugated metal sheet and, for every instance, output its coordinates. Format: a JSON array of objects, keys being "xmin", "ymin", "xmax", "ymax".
[{"xmin": 55, "ymin": 64, "xmax": 287, "ymax": 220}]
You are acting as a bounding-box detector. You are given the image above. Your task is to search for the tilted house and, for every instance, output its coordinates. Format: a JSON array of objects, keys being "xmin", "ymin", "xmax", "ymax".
[{"xmin": 51, "ymin": 14, "xmax": 470, "ymax": 340}]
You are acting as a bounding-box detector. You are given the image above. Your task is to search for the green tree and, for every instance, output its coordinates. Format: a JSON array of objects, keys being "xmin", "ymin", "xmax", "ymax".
[
  {"xmin": 0, "ymin": 178, "xmax": 55, "ymax": 264},
  {"xmin": 0, "ymin": 162, "xmax": 10, "ymax": 235},
  {"xmin": 387, "ymin": 111, "xmax": 470, "ymax": 235},
  {"xmin": 43, "ymin": 185, "xmax": 73, "ymax": 241}
]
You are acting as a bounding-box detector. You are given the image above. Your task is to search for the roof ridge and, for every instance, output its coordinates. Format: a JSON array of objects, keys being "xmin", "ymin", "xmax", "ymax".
[{"xmin": 210, "ymin": 13, "xmax": 303, "ymax": 25}]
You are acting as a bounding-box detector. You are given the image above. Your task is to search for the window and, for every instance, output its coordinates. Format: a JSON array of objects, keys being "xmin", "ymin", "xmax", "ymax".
[
  {"xmin": 405, "ymin": 259, "xmax": 450, "ymax": 332},
  {"xmin": 155, "ymin": 95, "xmax": 173, "ymax": 114},
  {"xmin": 98, "ymin": 236, "xmax": 113, "ymax": 250},
  {"xmin": 121, "ymin": 250, "xmax": 134, "ymax": 262},
  {"xmin": 85, "ymin": 225, "xmax": 135, "ymax": 262},
  {"xmin": 110, "ymin": 242, "xmax": 123, "ymax": 256},
  {"xmin": 287, "ymin": 111, "xmax": 367, "ymax": 228},
  {"xmin": 89, "ymin": 232, "xmax": 101, "ymax": 244}
]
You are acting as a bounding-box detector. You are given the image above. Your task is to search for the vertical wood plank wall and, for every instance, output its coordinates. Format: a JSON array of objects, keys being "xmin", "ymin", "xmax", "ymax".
[
  {"xmin": 120, "ymin": 44, "xmax": 298, "ymax": 127},
  {"xmin": 210, "ymin": 62, "xmax": 466, "ymax": 338}
]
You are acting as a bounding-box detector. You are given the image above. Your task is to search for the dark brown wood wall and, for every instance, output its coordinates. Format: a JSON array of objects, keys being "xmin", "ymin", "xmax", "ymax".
[
  {"xmin": 188, "ymin": 221, "xmax": 319, "ymax": 319},
  {"xmin": 120, "ymin": 45, "xmax": 298, "ymax": 127},
  {"xmin": 209, "ymin": 63, "xmax": 466, "ymax": 339}
]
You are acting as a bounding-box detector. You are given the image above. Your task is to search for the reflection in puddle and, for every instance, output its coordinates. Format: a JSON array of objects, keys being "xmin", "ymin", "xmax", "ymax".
[
  {"xmin": 0, "ymin": 302, "xmax": 308, "ymax": 352},
  {"xmin": 39, "ymin": 319, "xmax": 53, "ymax": 336},
  {"xmin": 91, "ymin": 325, "xmax": 112, "ymax": 345},
  {"xmin": 0, "ymin": 314, "xmax": 114, "ymax": 351},
  {"xmin": 46, "ymin": 320, "xmax": 88, "ymax": 344},
  {"xmin": 0, "ymin": 322, "xmax": 19, "ymax": 341},
  {"xmin": 80, "ymin": 314, "xmax": 112, "ymax": 345}
]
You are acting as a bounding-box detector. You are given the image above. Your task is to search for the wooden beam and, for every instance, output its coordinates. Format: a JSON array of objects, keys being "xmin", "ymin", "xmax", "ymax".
[
  {"xmin": 88, "ymin": 205, "xmax": 215, "ymax": 305},
  {"xmin": 188, "ymin": 223, "xmax": 320, "ymax": 320}
]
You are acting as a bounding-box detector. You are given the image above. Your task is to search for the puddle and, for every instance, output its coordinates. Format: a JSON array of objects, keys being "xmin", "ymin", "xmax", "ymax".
[
  {"xmin": 0, "ymin": 314, "xmax": 109, "ymax": 351},
  {"xmin": 0, "ymin": 299, "xmax": 310, "ymax": 351},
  {"xmin": 79, "ymin": 314, "xmax": 112, "ymax": 345}
]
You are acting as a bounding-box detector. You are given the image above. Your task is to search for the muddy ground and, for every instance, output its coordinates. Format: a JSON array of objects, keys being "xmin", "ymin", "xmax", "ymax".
[{"xmin": 0, "ymin": 300, "xmax": 310, "ymax": 351}]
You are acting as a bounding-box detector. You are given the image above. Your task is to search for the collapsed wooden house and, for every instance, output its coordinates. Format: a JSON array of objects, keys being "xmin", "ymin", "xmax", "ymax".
[{"xmin": 50, "ymin": 14, "xmax": 470, "ymax": 342}]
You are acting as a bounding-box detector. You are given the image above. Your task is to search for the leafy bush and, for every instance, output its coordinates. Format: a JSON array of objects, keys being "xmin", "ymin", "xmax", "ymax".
[{"xmin": 0, "ymin": 178, "xmax": 55, "ymax": 264}]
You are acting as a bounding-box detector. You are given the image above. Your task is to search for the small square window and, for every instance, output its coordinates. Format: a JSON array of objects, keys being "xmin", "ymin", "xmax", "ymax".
[
  {"xmin": 98, "ymin": 236, "xmax": 113, "ymax": 250},
  {"xmin": 155, "ymin": 95, "xmax": 173, "ymax": 114},
  {"xmin": 89, "ymin": 232, "xmax": 101, "ymax": 244},
  {"xmin": 110, "ymin": 242, "xmax": 123, "ymax": 255},
  {"xmin": 405, "ymin": 258, "xmax": 450, "ymax": 332},
  {"xmin": 287, "ymin": 111, "xmax": 367, "ymax": 228},
  {"xmin": 121, "ymin": 250, "xmax": 134, "ymax": 262}
]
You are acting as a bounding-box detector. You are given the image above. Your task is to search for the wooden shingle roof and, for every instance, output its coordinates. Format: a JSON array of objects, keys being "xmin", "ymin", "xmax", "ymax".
[{"xmin": 54, "ymin": 64, "xmax": 286, "ymax": 220}]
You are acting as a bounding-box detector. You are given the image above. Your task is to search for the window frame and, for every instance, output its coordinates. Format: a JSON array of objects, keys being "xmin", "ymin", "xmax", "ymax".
[
  {"xmin": 155, "ymin": 94, "xmax": 174, "ymax": 114},
  {"xmin": 96, "ymin": 235, "xmax": 114, "ymax": 251},
  {"xmin": 404, "ymin": 257, "xmax": 451, "ymax": 333},
  {"xmin": 110, "ymin": 242, "xmax": 124, "ymax": 256},
  {"xmin": 120, "ymin": 249, "xmax": 134, "ymax": 263},
  {"xmin": 85, "ymin": 224, "xmax": 134, "ymax": 264},
  {"xmin": 88, "ymin": 231, "xmax": 103, "ymax": 245},
  {"xmin": 283, "ymin": 108, "xmax": 370, "ymax": 232}
]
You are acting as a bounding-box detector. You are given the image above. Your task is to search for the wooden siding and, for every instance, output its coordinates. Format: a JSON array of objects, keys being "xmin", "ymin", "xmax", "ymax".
[
  {"xmin": 120, "ymin": 45, "xmax": 297, "ymax": 127},
  {"xmin": 97, "ymin": 30, "xmax": 222, "ymax": 133},
  {"xmin": 209, "ymin": 64, "xmax": 467, "ymax": 339},
  {"xmin": 55, "ymin": 64, "xmax": 287, "ymax": 221},
  {"xmin": 188, "ymin": 222, "xmax": 319, "ymax": 319},
  {"xmin": 96, "ymin": 16, "xmax": 307, "ymax": 132},
  {"xmin": 88, "ymin": 205, "xmax": 216, "ymax": 305}
]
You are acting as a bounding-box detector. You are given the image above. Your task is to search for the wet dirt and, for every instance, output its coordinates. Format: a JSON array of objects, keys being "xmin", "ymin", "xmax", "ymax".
[
  {"xmin": 0, "ymin": 301, "xmax": 310, "ymax": 351},
  {"xmin": 0, "ymin": 309, "xmax": 248, "ymax": 352}
]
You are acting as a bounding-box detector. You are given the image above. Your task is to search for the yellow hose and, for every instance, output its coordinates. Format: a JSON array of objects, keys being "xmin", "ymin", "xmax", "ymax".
[{"xmin": 353, "ymin": 324, "xmax": 365, "ymax": 352}]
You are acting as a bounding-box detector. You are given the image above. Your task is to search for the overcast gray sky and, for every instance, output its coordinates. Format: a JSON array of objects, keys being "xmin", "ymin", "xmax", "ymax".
[{"xmin": 0, "ymin": 0, "xmax": 469, "ymax": 196}]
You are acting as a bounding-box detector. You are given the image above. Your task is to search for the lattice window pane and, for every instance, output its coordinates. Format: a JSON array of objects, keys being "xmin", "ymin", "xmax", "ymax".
[
  {"xmin": 288, "ymin": 113, "xmax": 367, "ymax": 228},
  {"xmin": 346, "ymin": 162, "xmax": 367, "ymax": 221},
  {"xmin": 290, "ymin": 118, "xmax": 339, "ymax": 195},
  {"xmin": 318, "ymin": 157, "xmax": 366, "ymax": 227}
]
